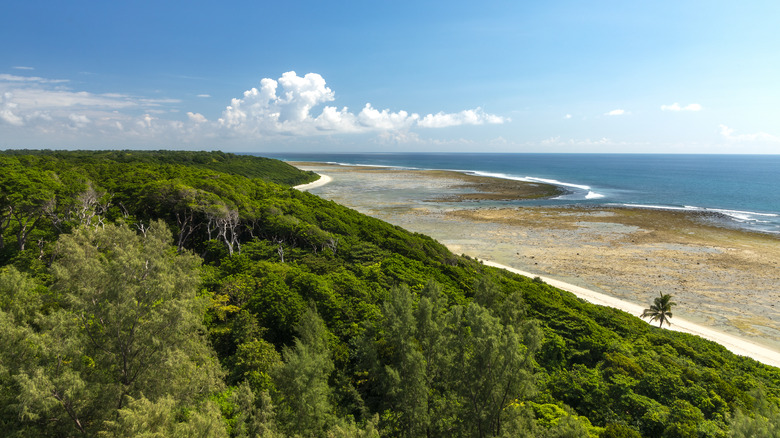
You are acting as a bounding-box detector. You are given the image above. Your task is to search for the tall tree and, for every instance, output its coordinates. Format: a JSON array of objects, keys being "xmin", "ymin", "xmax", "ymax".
[
  {"xmin": 273, "ymin": 307, "xmax": 335, "ymax": 437},
  {"xmin": 641, "ymin": 293, "xmax": 677, "ymax": 328},
  {"xmin": 0, "ymin": 158, "xmax": 59, "ymax": 251},
  {"xmin": 378, "ymin": 285, "xmax": 429, "ymax": 437},
  {"xmin": 5, "ymin": 221, "xmax": 224, "ymax": 435},
  {"xmin": 52, "ymin": 221, "xmax": 221, "ymax": 409},
  {"xmin": 729, "ymin": 388, "xmax": 780, "ymax": 438},
  {"xmin": 414, "ymin": 281, "xmax": 452, "ymax": 436},
  {"xmin": 448, "ymin": 303, "xmax": 539, "ymax": 438},
  {"xmin": 99, "ymin": 395, "xmax": 228, "ymax": 438}
]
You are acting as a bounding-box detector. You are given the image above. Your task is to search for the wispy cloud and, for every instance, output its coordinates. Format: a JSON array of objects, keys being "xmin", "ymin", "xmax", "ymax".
[
  {"xmin": 219, "ymin": 71, "xmax": 507, "ymax": 137},
  {"xmin": 605, "ymin": 109, "xmax": 625, "ymax": 116},
  {"xmin": 661, "ymin": 103, "xmax": 702, "ymax": 112},
  {"xmin": 7, "ymin": 88, "xmax": 137, "ymax": 110},
  {"xmin": 138, "ymin": 97, "xmax": 182, "ymax": 106},
  {"xmin": 0, "ymin": 70, "xmax": 508, "ymax": 146},
  {"xmin": 0, "ymin": 73, "xmax": 69, "ymax": 84},
  {"xmin": 541, "ymin": 136, "xmax": 613, "ymax": 146},
  {"xmin": 12, "ymin": 66, "xmax": 35, "ymax": 71},
  {"xmin": 0, "ymin": 72, "xmax": 189, "ymax": 142},
  {"xmin": 719, "ymin": 124, "xmax": 778, "ymax": 142}
]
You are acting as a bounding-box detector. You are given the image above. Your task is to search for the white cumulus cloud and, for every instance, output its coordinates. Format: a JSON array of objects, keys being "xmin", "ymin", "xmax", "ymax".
[
  {"xmin": 187, "ymin": 112, "xmax": 207, "ymax": 123},
  {"xmin": 68, "ymin": 113, "xmax": 91, "ymax": 128},
  {"xmin": 358, "ymin": 104, "xmax": 418, "ymax": 130},
  {"xmin": 1, "ymin": 70, "xmax": 507, "ymax": 146},
  {"xmin": 138, "ymin": 114, "xmax": 154, "ymax": 129},
  {"xmin": 219, "ymin": 72, "xmax": 335, "ymax": 135},
  {"xmin": 0, "ymin": 92, "xmax": 24, "ymax": 126},
  {"xmin": 605, "ymin": 109, "xmax": 625, "ymax": 116},
  {"xmin": 219, "ymin": 71, "xmax": 507, "ymax": 137},
  {"xmin": 418, "ymin": 108, "xmax": 507, "ymax": 128},
  {"xmin": 661, "ymin": 103, "xmax": 702, "ymax": 111}
]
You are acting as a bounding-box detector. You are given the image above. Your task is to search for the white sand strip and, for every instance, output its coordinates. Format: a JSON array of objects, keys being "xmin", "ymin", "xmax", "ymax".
[
  {"xmin": 293, "ymin": 174, "xmax": 332, "ymax": 191},
  {"xmin": 482, "ymin": 260, "xmax": 780, "ymax": 368}
]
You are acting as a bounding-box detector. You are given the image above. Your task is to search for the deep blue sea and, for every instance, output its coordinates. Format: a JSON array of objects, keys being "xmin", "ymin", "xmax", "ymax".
[{"xmin": 263, "ymin": 153, "xmax": 780, "ymax": 234}]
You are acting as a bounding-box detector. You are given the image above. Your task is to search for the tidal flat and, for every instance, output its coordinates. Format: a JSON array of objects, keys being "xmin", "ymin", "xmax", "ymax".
[{"xmin": 294, "ymin": 162, "xmax": 780, "ymax": 352}]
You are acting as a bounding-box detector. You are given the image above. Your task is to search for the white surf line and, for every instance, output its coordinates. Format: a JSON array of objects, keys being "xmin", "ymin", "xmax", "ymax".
[
  {"xmin": 482, "ymin": 260, "xmax": 780, "ymax": 368},
  {"xmin": 293, "ymin": 174, "xmax": 332, "ymax": 191}
]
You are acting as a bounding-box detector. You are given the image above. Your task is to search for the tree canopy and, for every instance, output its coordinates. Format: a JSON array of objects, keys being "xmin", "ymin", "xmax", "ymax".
[{"xmin": 1, "ymin": 149, "xmax": 778, "ymax": 437}]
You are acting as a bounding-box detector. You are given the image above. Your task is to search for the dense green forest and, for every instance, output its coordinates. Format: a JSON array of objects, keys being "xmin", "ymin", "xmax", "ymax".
[{"xmin": 1, "ymin": 150, "xmax": 778, "ymax": 437}]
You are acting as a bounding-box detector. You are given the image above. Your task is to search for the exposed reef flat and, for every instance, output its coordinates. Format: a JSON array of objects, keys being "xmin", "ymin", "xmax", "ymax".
[
  {"xmin": 290, "ymin": 161, "xmax": 564, "ymax": 201},
  {"xmin": 293, "ymin": 162, "xmax": 780, "ymax": 354}
]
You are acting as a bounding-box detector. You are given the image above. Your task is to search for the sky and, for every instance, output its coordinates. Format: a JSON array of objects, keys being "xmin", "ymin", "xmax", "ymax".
[{"xmin": 1, "ymin": 1, "xmax": 779, "ymax": 154}]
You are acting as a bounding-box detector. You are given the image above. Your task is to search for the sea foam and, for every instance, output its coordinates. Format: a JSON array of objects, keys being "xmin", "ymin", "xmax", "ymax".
[
  {"xmin": 618, "ymin": 204, "xmax": 778, "ymax": 229},
  {"xmin": 467, "ymin": 171, "xmax": 605, "ymax": 200}
]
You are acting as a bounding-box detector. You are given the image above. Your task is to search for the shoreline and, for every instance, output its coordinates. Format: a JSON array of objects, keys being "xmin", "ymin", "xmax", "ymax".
[
  {"xmin": 290, "ymin": 162, "xmax": 780, "ymax": 368},
  {"xmin": 481, "ymin": 260, "xmax": 780, "ymax": 368},
  {"xmin": 293, "ymin": 173, "xmax": 332, "ymax": 191},
  {"xmin": 434, "ymin": 206, "xmax": 780, "ymax": 353},
  {"xmin": 286, "ymin": 160, "xmax": 779, "ymax": 235}
]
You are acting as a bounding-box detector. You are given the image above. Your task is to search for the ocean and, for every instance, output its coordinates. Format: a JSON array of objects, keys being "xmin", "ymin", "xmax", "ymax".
[{"xmin": 263, "ymin": 153, "xmax": 780, "ymax": 234}]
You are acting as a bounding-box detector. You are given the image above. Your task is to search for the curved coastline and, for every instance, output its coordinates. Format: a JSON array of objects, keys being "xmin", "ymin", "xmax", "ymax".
[
  {"xmin": 288, "ymin": 158, "xmax": 780, "ymax": 234},
  {"xmin": 293, "ymin": 173, "xmax": 332, "ymax": 191},
  {"xmin": 292, "ymin": 162, "xmax": 780, "ymax": 368},
  {"xmin": 481, "ymin": 260, "xmax": 780, "ymax": 368}
]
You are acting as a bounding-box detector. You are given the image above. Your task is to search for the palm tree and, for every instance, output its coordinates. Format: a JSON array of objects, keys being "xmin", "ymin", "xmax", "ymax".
[{"xmin": 641, "ymin": 293, "xmax": 676, "ymax": 328}]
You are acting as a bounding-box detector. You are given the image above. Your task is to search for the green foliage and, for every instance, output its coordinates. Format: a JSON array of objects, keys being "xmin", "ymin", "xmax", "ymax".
[
  {"xmin": 2, "ymin": 149, "xmax": 318, "ymax": 185},
  {"xmin": 600, "ymin": 423, "xmax": 642, "ymax": 438},
  {"xmin": 729, "ymin": 388, "xmax": 780, "ymax": 438},
  {"xmin": 376, "ymin": 285, "xmax": 429, "ymax": 437},
  {"xmin": 100, "ymin": 395, "xmax": 228, "ymax": 438},
  {"xmin": 0, "ymin": 221, "xmax": 223, "ymax": 436},
  {"xmin": 51, "ymin": 221, "xmax": 223, "ymax": 404},
  {"xmin": 2, "ymin": 149, "xmax": 780, "ymax": 437},
  {"xmin": 359, "ymin": 280, "xmax": 540, "ymax": 437},
  {"xmin": 230, "ymin": 336, "xmax": 281, "ymax": 393},
  {"xmin": 0, "ymin": 266, "xmax": 42, "ymax": 325},
  {"xmin": 273, "ymin": 307, "xmax": 336, "ymax": 437}
]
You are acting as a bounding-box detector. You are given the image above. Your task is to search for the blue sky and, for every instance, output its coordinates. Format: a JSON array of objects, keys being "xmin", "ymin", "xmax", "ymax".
[{"xmin": 2, "ymin": 1, "xmax": 779, "ymax": 153}]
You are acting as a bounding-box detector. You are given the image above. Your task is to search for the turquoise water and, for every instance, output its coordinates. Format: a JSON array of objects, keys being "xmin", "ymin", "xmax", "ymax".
[{"xmin": 264, "ymin": 153, "xmax": 780, "ymax": 234}]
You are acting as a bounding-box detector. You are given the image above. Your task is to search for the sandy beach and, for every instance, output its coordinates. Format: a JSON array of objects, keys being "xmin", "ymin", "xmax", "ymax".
[
  {"xmin": 293, "ymin": 163, "xmax": 780, "ymax": 367},
  {"xmin": 482, "ymin": 261, "xmax": 780, "ymax": 367},
  {"xmin": 293, "ymin": 174, "xmax": 333, "ymax": 191}
]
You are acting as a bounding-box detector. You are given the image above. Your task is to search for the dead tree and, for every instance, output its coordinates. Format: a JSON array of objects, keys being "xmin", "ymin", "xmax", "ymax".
[
  {"xmin": 324, "ymin": 236, "xmax": 339, "ymax": 255},
  {"xmin": 208, "ymin": 208, "xmax": 242, "ymax": 256}
]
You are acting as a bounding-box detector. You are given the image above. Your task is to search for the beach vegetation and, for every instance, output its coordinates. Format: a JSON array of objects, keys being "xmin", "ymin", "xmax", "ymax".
[
  {"xmin": 641, "ymin": 293, "xmax": 677, "ymax": 328},
  {"xmin": 0, "ymin": 150, "xmax": 778, "ymax": 437}
]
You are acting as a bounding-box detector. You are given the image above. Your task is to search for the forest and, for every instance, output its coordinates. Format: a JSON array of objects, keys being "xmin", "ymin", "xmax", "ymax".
[{"xmin": 1, "ymin": 150, "xmax": 778, "ymax": 437}]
